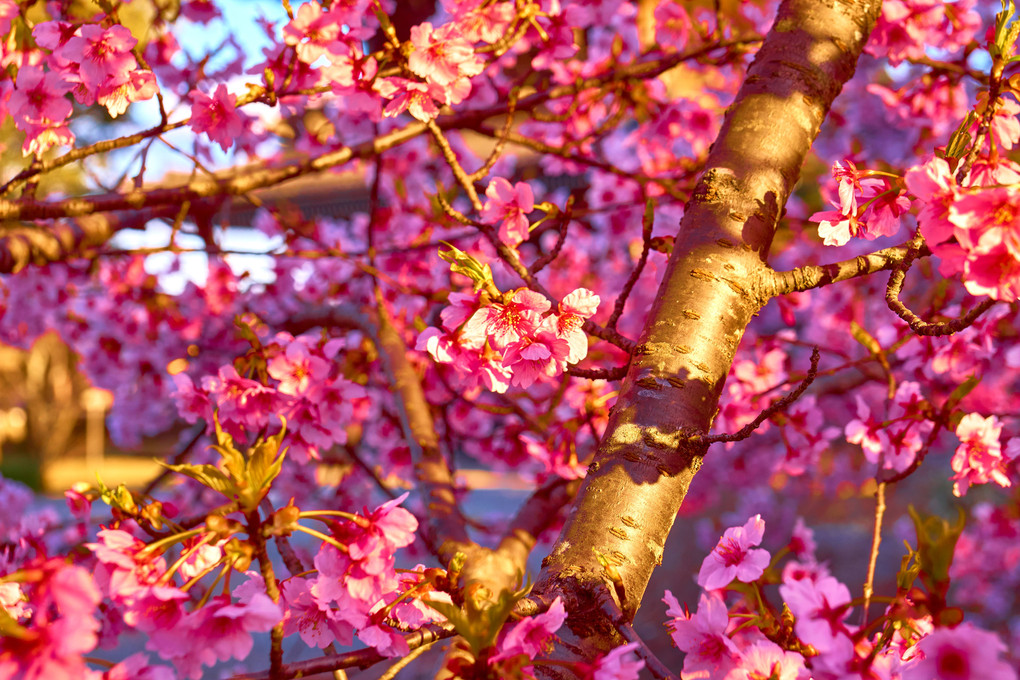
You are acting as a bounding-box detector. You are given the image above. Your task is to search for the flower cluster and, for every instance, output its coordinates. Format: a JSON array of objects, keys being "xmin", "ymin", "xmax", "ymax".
[
  {"xmin": 664, "ymin": 516, "xmax": 1019, "ymax": 680},
  {"xmin": 375, "ymin": 12, "xmax": 488, "ymax": 121},
  {"xmin": 10, "ymin": 20, "xmax": 158, "ymax": 154},
  {"xmin": 906, "ymin": 155, "xmax": 1020, "ymax": 301},
  {"xmin": 418, "ymin": 287, "xmax": 600, "ymax": 393},
  {"xmin": 810, "ymin": 160, "xmax": 910, "ymax": 246},
  {"xmin": 172, "ymin": 332, "xmax": 367, "ymax": 461}
]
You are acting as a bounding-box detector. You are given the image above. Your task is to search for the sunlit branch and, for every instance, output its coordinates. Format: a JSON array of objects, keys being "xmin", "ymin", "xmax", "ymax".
[
  {"xmin": 689, "ymin": 347, "xmax": 821, "ymax": 446},
  {"xmin": 231, "ymin": 623, "xmax": 455, "ymax": 680},
  {"xmin": 764, "ymin": 241, "xmax": 930, "ymax": 296},
  {"xmin": 884, "ymin": 229, "xmax": 999, "ymax": 336}
]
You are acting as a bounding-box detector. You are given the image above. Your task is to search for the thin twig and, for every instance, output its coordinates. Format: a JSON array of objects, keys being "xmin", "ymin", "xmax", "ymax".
[
  {"xmin": 690, "ymin": 347, "xmax": 821, "ymax": 445},
  {"xmin": 884, "ymin": 229, "xmax": 998, "ymax": 336},
  {"xmin": 861, "ymin": 480, "xmax": 886, "ymax": 627},
  {"xmin": 608, "ymin": 198, "xmax": 655, "ymax": 331}
]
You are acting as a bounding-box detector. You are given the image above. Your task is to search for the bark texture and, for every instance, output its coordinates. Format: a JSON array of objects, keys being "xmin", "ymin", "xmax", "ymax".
[{"xmin": 532, "ymin": 0, "xmax": 882, "ymax": 669}]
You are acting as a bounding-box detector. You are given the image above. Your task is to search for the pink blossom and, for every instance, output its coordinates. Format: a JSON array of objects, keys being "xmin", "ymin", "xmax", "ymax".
[
  {"xmin": 189, "ymin": 84, "xmax": 244, "ymax": 152},
  {"xmin": 502, "ymin": 328, "xmax": 571, "ymax": 388},
  {"xmin": 97, "ymin": 69, "xmax": 159, "ymax": 118},
  {"xmin": 480, "ymin": 177, "xmax": 535, "ymax": 245},
  {"xmin": 268, "ymin": 339, "xmax": 331, "ymax": 396},
  {"xmin": 950, "ymin": 413, "xmax": 1012, "ymax": 497},
  {"xmin": 904, "ymin": 156, "xmax": 959, "ymax": 248},
  {"xmin": 903, "ymin": 622, "xmax": 1017, "ymax": 680},
  {"xmin": 9, "ymin": 64, "xmax": 73, "ymax": 129},
  {"xmin": 698, "ymin": 514, "xmax": 770, "ymax": 590},
  {"xmin": 555, "ymin": 288, "xmax": 600, "ymax": 363},
  {"xmin": 778, "ymin": 574, "xmax": 854, "ymax": 656},
  {"xmin": 663, "ymin": 590, "xmax": 742, "ymax": 678},
  {"xmin": 201, "ymin": 364, "xmax": 281, "ymax": 431},
  {"xmin": 409, "ymin": 22, "xmax": 484, "ymax": 86},
  {"xmin": 0, "ymin": 562, "xmax": 101, "ymax": 680},
  {"xmin": 949, "ymin": 187, "xmax": 1020, "ymax": 261},
  {"xmin": 197, "ymin": 594, "xmax": 282, "ymax": 663},
  {"xmin": 845, "ymin": 394, "xmax": 891, "ymax": 462},
  {"xmin": 491, "ymin": 597, "xmax": 566, "ymax": 665},
  {"xmin": 283, "ymin": 2, "xmax": 345, "ymax": 63},
  {"xmin": 867, "ymin": 0, "xmax": 981, "ymax": 65},
  {"xmin": 359, "ymin": 618, "xmax": 411, "ymax": 657},
  {"xmin": 464, "ymin": 288, "xmax": 551, "ymax": 346},
  {"xmin": 171, "ymin": 373, "xmax": 212, "ymax": 424},
  {"xmin": 281, "ymin": 576, "xmax": 356, "ymax": 648},
  {"xmin": 60, "ymin": 24, "xmax": 138, "ymax": 95},
  {"xmin": 736, "ymin": 640, "xmax": 806, "ymax": 680},
  {"xmin": 654, "ymin": 0, "xmax": 691, "ymax": 51},
  {"xmin": 180, "ymin": 0, "xmax": 221, "ymax": 23},
  {"xmin": 376, "ymin": 77, "xmax": 445, "ymax": 121},
  {"xmin": 590, "ymin": 642, "xmax": 645, "ymax": 680}
]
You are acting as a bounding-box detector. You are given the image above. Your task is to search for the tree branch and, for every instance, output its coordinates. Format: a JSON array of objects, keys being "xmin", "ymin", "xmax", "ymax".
[{"xmin": 530, "ymin": 0, "xmax": 882, "ymax": 671}]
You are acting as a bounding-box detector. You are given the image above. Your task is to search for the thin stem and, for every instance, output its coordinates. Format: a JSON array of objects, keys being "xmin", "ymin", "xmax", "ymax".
[{"xmin": 861, "ymin": 481, "xmax": 886, "ymax": 627}]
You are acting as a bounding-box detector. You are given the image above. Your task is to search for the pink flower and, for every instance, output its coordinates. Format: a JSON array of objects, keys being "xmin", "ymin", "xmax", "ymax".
[
  {"xmin": 9, "ymin": 64, "xmax": 73, "ymax": 128},
  {"xmin": 778, "ymin": 574, "xmax": 853, "ymax": 656},
  {"xmin": 376, "ymin": 77, "xmax": 447, "ymax": 122},
  {"xmin": 480, "ymin": 177, "xmax": 535, "ymax": 245},
  {"xmin": 845, "ymin": 394, "xmax": 891, "ymax": 462},
  {"xmin": 408, "ymin": 22, "xmax": 484, "ymax": 86},
  {"xmin": 189, "ymin": 84, "xmax": 244, "ymax": 152},
  {"xmin": 663, "ymin": 591, "xmax": 742, "ymax": 678},
  {"xmin": 502, "ymin": 328, "xmax": 571, "ymax": 388},
  {"xmin": 283, "ymin": 2, "xmax": 345, "ymax": 63},
  {"xmin": 201, "ymin": 364, "xmax": 281, "ymax": 431},
  {"xmin": 950, "ymin": 413, "xmax": 1012, "ymax": 497},
  {"xmin": 697, "ymin": 515, "xmax": 770, "ymax": 590},
  {"xmin": 590, "ymin": 642, "xmax": 645, "ymax": 680},
  {"xmin": 268, "ymin": 339, "xmax": 331, "ymax": 396},
  {"xmin": 736, "ymin": 640, "xmax": 806, "ymax": 680},
  {"xmin": 180, "ymin": 0, "xmax": 221, "ymax": 23},
  {"xmin": 654, "ymin": 0, "xmax": 691, "ymax": 51},
  {"xmin": 196, "ymin": 594, "xmax": 282, "ymax": 663},
  {"xmin": 554, "ymin": 288, "xmax": 600, "ymax": 363},
  {"xmin": 60, "ymin": 24, "xmax": 138, "ymax": 95},
  {"xmin": 904, "ymin": 156, "xmax": 959, "ymax": 247},
  {"xmin": 171, "ymin": 373, "xmax": 212, "ymax": 424},
  {"xmin": 281, "ymin": 576, "xmax": 355, "ymax": 648},
  {"xmin": 97, "ymin": 69, "xmax": 159, "ymax": 118},
  {"xmin": 464, "ymin": 288, "xmax": 551, "ymax": 346},
  {"xmin": 903, "ymin": 622, "xmax": 1017, "ymax": 680},
  {"xmin": 491, "ymin": 597, "xmax": 566, "ymax": 665},
  {"xmin": 0, "ymin": 562, "xmax": 101, "ymax": 680}
]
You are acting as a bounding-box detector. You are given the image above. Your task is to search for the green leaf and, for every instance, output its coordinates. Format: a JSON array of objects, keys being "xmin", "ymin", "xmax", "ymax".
[
  {"xmin": 850, "ymin": 321, "xmax": 881, "ymax": 355},
  {"xmin": 233, "ymin": 315, "xmax": 263, "ymax": 351},
  {"xmin": 0, "ymin": 606, "xmax": 32, "ymax": 641},
  {"xmin": 96, "ymin": 475, "xmax": 138, "ymax": 514},
  {"xmin": 439, "ymin": 241, "xmax": 495, "ymax": 293},
  {"xmin": 211, "ymin": 415, "xmax": 247, "ymax": 483},
  {"xmin": 908, "ymin": 505, "xmax": 965, "ymax": 597},
  {"xmin": 945, "ymin": 112, "xmax": 976, "ymax": 159},
  {"xmin": 239, "ymin": 420, "xmax": 288, "ymax": 512},
  {"xmin": 157, "ymin": 461, "xmax": 236, "ymax": 496},
  {"xmin": 944, "ymin": 374, "xmax": 981, "ymax": 413}
]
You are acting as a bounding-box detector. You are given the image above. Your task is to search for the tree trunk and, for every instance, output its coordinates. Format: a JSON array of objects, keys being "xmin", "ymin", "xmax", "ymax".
[{"xmin": 533, "ymin": 0, "xmax": 883, "ymax": 669}]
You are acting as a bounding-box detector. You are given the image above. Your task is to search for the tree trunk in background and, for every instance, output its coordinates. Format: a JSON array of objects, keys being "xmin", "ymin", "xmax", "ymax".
[{"xmin": 534, "ymin": 0, "xmax": 883, "ymax": 670}]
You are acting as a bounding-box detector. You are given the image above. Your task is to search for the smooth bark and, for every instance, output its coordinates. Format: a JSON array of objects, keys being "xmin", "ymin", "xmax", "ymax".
[{"xmin": 532, "ymin": 0, "xmax": 883, "ymax": 670}]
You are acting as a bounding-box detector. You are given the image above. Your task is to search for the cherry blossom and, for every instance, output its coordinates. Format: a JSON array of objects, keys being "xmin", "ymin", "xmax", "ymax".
[
  {"xmin": 950, "ymin": 413, "xmax": 1013, "ymax": 497},
  {"xmin": 480, "ymin": 178, "xmax": 536, "ymax": 246},
  {"xmin": 903, "ymin": 623, "xmax": 1017, "ymax": 680},
  {"xmin": 490, "ymin": 597, "xmax": 566, "ymax": 667},
  {"xmin": 697, "ymin": 514, "xmax": 770, "ymax": 590},
  {"xmin": 189, "ymin": 84, "xmax": 244, "ymax": 152},
  {"xmin": 663, "ymin": 591, "xmax": 743, "ymax": 678}
]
